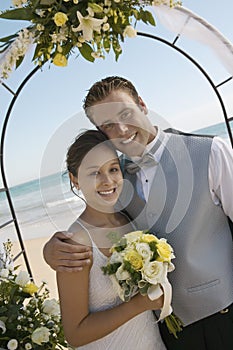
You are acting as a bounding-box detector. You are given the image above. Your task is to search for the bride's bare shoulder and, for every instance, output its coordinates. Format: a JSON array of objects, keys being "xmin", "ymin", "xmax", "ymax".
[{"xmin": 67, "ymin": 221, "xmax": 92, "ymax": 248}]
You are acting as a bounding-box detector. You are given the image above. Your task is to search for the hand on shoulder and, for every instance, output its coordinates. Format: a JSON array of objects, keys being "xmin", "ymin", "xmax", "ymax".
[{"xmin": 43, "ymin": 229, "xmax": 92, "ymax": 272}]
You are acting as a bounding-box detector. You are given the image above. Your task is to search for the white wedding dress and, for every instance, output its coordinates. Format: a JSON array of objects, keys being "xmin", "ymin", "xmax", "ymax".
[{"xmin": 76, "ymin": 220, "xmax": 166, "ymax": 350}]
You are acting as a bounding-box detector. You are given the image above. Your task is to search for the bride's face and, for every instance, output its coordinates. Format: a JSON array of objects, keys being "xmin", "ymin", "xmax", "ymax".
[{"xmin": 77, "ymin": 144, "xmax": 123, "ymax": 213}]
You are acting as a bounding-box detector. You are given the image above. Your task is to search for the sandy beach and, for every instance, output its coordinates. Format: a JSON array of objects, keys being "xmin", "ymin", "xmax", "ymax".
[
  {"xmin": 2, "ymin": 212, "xmax": 79, "ymax": 299},
  {"xmin": 12, "ymin": 236, "xmax": 58, "ymax": 299}
]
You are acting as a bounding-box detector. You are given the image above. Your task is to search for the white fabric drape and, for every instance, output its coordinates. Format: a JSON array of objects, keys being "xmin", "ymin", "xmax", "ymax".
[{"xmin": 153, "ymin": 5, "xmax": 233, "ymax": 76}]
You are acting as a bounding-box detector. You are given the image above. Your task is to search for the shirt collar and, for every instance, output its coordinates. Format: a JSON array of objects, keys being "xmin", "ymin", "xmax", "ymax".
[{"xmin": 131, "ymin": 127, "xmax": 165, "ymax": 162}]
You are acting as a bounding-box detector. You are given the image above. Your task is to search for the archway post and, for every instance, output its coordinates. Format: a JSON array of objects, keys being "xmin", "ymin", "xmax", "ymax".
[{"xmin": 0, "ymin": 65, "xmax": 41, "ymax": 280}]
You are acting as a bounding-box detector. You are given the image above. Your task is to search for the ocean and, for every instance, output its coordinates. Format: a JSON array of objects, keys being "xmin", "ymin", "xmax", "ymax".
[{"xmin": 0, "ymin": 120, "xmax": 232, "ymax": 243}]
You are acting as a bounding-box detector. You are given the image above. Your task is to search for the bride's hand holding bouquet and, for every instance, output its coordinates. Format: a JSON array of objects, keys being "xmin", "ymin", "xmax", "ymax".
[{"xmin": 102, "ymin": 230, "xmax": 183, "ymax": 338}]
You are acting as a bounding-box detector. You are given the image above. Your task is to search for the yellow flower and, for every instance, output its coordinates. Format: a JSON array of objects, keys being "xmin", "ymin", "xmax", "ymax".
[
  {"xmin": 23, "ymin": 282, "xmax": 39, "ymax": 295},
  {"xmin": 156, "ymin": 239, "xmax": 174, "ymax": 262},
  {"xmin": 54, "ymin": 12, "xmax": 68, "ymax": 27},
  {"xmin": 141, "ymin": 233, "xmax": 158, "ymax": 243},
  {"xmin": 53, "ymin": 53, "xmax": 68, "ymax": 66},
  {"xmin": 124, "ymin": 250, "xmax": 143, "ymax": 270}
]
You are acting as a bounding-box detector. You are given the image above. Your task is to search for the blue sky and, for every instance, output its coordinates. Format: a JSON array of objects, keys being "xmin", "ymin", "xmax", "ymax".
[{"xmin": 1, "ymin": 0, "xmax": 233, "ymax": 186}]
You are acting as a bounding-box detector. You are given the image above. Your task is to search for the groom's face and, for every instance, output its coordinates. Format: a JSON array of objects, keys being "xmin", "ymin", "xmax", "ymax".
[{"xmin": 88, "ymin": 90, "xmax": 156, "ymax": 157}]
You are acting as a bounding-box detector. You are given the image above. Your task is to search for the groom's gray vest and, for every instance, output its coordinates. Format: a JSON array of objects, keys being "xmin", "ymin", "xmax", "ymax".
[{"xmin": 119, "ymin": 132, "xmax": 233, "ymax": 326}]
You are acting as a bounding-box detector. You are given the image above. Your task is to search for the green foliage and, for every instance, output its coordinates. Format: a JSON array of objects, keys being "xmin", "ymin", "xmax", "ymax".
[
  {"xmin": 0, "ymin": 0, "xmax": 181, "ymax": 78},
  {"xmin": 102, "ymin": 262, "xmax": 121, "ymax": 275},
  {"xmin": 0, "ymin": 240, "xmax": 68, "ymax": 349}
]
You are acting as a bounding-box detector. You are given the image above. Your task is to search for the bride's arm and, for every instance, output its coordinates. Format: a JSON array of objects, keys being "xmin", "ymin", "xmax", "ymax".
[{"xmin": 57, "ymin": 263, "xmax": 163, "ymax": 347}]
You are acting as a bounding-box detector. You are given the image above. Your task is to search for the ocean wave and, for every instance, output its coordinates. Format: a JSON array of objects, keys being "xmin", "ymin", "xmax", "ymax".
[{"xmin": 45, "ymin": 196, "xmax": 82, "ymax": 208}]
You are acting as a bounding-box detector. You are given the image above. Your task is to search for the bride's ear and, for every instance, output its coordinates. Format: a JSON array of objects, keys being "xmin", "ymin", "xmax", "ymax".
[{"xmin": 69, "ymin": 173, "xmax": 80, "ymax": 189}]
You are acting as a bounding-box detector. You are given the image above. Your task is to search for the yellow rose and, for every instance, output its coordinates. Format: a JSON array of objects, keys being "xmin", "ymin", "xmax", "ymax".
[
  {"xmin": 156, "ymin": 239, "xmax": 173, "ymax": 262},
  {"xmin": 54, "ymin": 12, "xmax": 68, "ymax": 27},
  {"xmin": 23, "ymin": 282, "xmax": 39, "ymax": 295},
  {"xmin": 141, "ymin": 233, "xmax": 158, "ymax": 243},
  {"xmin": 53, "ymin": 53, "xmax": 68, "ymax": 67},
  {"xmin": 124, "ymin": 250, "xmax": 143, "ymax": 270}
]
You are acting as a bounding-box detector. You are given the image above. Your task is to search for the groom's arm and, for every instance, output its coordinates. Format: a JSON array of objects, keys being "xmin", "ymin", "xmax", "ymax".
[{"xmin": 43, "ymin": 231, "xmax": 92, "ymax": 272}]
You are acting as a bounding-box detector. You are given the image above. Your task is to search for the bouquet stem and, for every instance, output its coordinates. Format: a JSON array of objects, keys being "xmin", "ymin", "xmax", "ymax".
[{"xmin": 164, "ymin": 312, "xmax": 184, "ymax": 338}]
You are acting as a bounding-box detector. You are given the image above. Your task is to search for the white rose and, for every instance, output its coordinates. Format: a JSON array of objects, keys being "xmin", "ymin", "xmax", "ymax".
[
  {"xmin": 135, "ymin": 242, "xmax": 153, "ymax": 262},
  {"xmin": 116, "ymin": 265, "xmax": 130, "ymax": 281},
  {"xmin": 123, "ymin": 25, "xmax": 137, "ymax": 38},
  {"xmin": 109, "ymin": 251, "xmax": 123, "ymax": 264},
  {"xmin": 0, "ymin": 320, "xmax": 6, "ymax": 334},
  {"xmin": 15, "ymin": 270, "xmax": 30, "ymax": 287},
  {"xmin": 0, "ymin": 268, "xmax": 9, "ymax": 278},
  {"xmin": 125, "ymin": 231, "xmax": 143, "ymax": 245},
  {"xmin": 7, "ymin": 339, "xmax": 18, "ymax": 350},
  {"xmin": 142, "ymin": 261, "xmax": 166, "ymax": 285},
  {"xmin": 42, "ymin": 299, "xmax": 60, "ymax": 316},
  {"xmin": 31, "ymin": 326, "xmax": 50, "ymax": 345},
  {"xmin": 25, "ymin": 343, "xmax": 32, "ymax": 350}
]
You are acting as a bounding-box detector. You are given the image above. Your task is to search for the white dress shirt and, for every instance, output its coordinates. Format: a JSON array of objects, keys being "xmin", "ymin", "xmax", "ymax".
[{"xmin": 131, "ymin": 128, "xmax": 233, "ymax": 222}]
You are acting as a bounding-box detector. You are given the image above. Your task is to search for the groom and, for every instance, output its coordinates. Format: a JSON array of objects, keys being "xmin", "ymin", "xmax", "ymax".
[{"xmin": 43, "ymin": 76, "xmax": 233, "ymax": 349}]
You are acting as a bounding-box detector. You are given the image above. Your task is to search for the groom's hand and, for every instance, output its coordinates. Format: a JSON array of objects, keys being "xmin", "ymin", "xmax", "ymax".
[{"xmin": 43, "ymin": 231, "xmax": 92, "ymax": 272}]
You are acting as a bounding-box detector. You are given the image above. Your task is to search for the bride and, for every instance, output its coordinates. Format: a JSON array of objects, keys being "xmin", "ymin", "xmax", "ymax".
[{"xmin": 56, "ymin": 129, "xmax": 166, "ymax": 349}]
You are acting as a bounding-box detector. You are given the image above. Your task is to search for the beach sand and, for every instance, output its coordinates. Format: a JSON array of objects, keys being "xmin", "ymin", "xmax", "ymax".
[
  {"xmin": 2, "ymin": 207, "xmax": 80, "ymax": 299},
  {"xmin": 12, "ymin": 236, "xmax": 58, "ymax": 299}
]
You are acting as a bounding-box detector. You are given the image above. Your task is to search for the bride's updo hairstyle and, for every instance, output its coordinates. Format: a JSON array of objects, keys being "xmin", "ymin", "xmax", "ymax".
[{"xmin": 66, "ymin": 129, "xmax": 118, "ymax": 180}]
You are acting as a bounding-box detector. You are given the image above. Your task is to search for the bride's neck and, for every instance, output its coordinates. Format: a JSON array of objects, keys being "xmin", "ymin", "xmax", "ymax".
[{"xmin": 79, "ymin": 207, "xmax": 127, "ymax": 228}]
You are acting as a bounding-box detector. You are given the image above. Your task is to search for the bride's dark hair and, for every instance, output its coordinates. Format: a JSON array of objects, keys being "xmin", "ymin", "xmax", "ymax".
[{"xmin": 66, "ymin": 130, "xmax": 118, "ymax": 196}]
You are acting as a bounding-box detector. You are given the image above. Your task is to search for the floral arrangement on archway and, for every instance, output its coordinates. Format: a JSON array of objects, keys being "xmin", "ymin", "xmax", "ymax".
[{"xmin": 0, "ymin": 0, "xmax": 181, "ymax": 78}]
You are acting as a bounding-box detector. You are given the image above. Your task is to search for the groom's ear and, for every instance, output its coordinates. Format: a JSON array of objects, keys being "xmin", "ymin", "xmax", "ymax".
[{"xmin": 138, "ymin": 96, "xmax": 148, "ymax": 115}]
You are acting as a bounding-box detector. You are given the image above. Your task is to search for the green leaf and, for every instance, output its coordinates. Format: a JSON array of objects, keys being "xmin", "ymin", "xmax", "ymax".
[
  {"xmin": 78, "ymin": 42, "xmax": 95, "ymax": 62},
  {"xmin": 144, "ymin": 10, "xmax": 156, "ymax": 26},
  {"xmin": 101, "ymin": 262, "xmax": 121, "ymax": 275},
  {"xmin": 0, "ymin": 34, "xmax": 18, "ymax": 43},
  {"xmin": 0, "ymin": 43, "xmax": 12, "ymax": 53},
  {"xmin": 88, "ymin": 3, "xmax": 103, "ymax": 13},
  {"xmin": 140, "ymin": 10, "xmax": 156, "ymax": 26},
  {"xmin": 40, "ymin": 0, "xmax": 56, "ymax": 5},
  {"xmin": 112, "ymin": 41, "xmax": 122, "ymax": 62},
  {"xmin": 16, "ymin": 56, "xmax": 24, "ymax": 68},
  {"xmin": 32, "ymin": 43, "xmax": 43, "ymax": 61},
  {"xmin": 0, "ymin": 8, "xmax": 35, "ymax": 21}
]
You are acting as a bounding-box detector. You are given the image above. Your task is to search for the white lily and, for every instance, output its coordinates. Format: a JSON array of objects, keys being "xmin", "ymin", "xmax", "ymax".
[
  {"xmin": 73, "ymin": 11, "xmax": 104, "ymax": 41},
  {"xmin": 0, "ymin": 320, "xmax": 6, "ymax": 334}
]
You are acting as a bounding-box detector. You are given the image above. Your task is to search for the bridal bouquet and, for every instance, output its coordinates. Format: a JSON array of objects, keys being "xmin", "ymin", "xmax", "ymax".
[
  {"xmin": 0, "ymin": 0, "xmax": 181, "ymax": 78},
  {"xmin": 102, "ymin": 230, "xmax": 183, "ymax": 338},
  {"xmin": 0, "ymin": 240, "xmax": 68, "ymax": 349}
]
